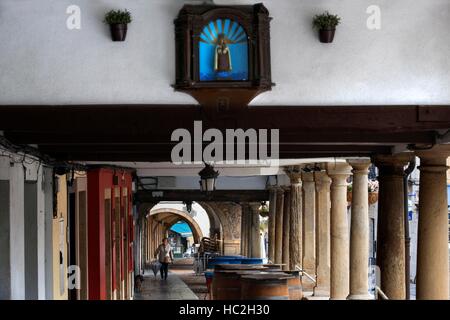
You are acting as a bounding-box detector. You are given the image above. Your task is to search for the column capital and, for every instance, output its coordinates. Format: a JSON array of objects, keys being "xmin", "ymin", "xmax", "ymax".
[
  {"xmin": 249, "ymin": 202, "xmax": 261, "ymax": 214},
  {"xmin": 314, "ymin": 170, "xmax": 332, "ymax": 192},
  {"xmin": 301, "ymin": 171, "xmax": 315, "ymax": 182},
  {"xmin": 416, "ymin": 144, "xmax": 450, "ymax": 169},
  {"xmin": 347, "ymin": 159, "xmax": 372, "ymax": 174},
  {"xmin": 302, "ymin": 171, "xmax": 315, "ymax": 194},
  {"xmin": 275, "ymin": 187, "xmax": 285, "ymax": 196},
  {"xmin": 326, "ymin": 162, "xmax": 352, "ymax": 177},
  {"xmin": 373, "ymin": 153, "xmax": 414, "ymax": 176},
  {"xmin": 240, "ymin": 202, "xmax": 251, "ymax": 213},
  {"xmin": 284, "ymin": 166, "xmax": 303, "ymax": 185}
]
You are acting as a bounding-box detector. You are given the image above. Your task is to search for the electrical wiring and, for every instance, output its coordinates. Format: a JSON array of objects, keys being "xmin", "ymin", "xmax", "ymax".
[{"xmin": 1, "ymin": 135, "xmax": 135, "ymax": 174}]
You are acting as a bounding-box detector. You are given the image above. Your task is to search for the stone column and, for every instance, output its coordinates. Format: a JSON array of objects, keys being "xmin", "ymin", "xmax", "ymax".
[
  {"xmin": 282, "ymin": 187, "xmax": 291, "ymax": 270},
  {"xmin": 313, "ymin": 170, "xmax": 331, "ymax": 297},
  {"xmin": 249, "ymin": 202, "xmax": 262, "ymax": 258},
  {"xmin": 240, "ymin": 203, "xmax": 248, "ymax": 256},
  {"xmin": 268, "ymin": 187, "xmax": 277, "ymax": 263},
  {"xmin": 347, "ymin": 160, "xmax": 372, "ymax": 300},
  {"xmin": 244, "ymin": 203, "xmax": 252, "ymax": 257},
  {"xmin": 302, "ymin": 171, "xmax": 316, "ymax": 290},
  {"xmin": 416, "ymin": 147, "xmax": 450, "ymax": 300},
  {"xmin": 327, "ymin": 162, "xmax": 352, "ymax": 300},
  {"xmin": 285, "ymin": 167, "xmax": 303, "ymax": 270},
  {"xmin": 0, "ymin": 160, "xmax": 26, "ymax": 300},
  {"xmin": 374, "ymin": 154, "xmax": 413, "ymax": 300},
  {"xmin": 274, "ymin": 188, "xmax": 285, "ymax": 264}
]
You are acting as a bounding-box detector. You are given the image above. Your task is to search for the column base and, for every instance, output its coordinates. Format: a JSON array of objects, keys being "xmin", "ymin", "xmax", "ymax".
[
  {"xmin": 347, "ymin": 293, "xmax": 373, "ymax": 300},
  {"xmin": 305, "ymin": 295, "xmax": 330, "ymax": 300},
  {"xmin": 302, "ymin": 281, "xmax": 316, "ymax": 291},
  {"xmin": 302, "ymin": 272, "xmax": 316, "ymax": 291},
  {"xmin": 313, "ymin": 287, "xmax": 330, "ymax": 297},
  {"xmin": 329, "ymin": 296, "xmax": 348, "ymax": 301}
]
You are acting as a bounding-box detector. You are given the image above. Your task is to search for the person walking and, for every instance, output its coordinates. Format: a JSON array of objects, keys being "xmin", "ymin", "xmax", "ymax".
[{"xmin": 154, "ymin": 238, "xmax": 174, "ymax": 280}]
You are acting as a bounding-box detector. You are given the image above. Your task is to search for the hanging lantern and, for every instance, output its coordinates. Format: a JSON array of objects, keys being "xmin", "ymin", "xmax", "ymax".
[{"xmin": 198, "ymin": 163, "xmax": 219, "ymax": 192}]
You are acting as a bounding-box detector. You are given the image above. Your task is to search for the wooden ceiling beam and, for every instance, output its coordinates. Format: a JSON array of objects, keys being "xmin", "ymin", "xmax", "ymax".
[{"xmin": 0, "ymin": 105, "xmax": 448, "ymax": 133}]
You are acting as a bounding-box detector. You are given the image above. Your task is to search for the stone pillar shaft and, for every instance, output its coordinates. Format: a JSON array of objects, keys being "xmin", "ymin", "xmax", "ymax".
[
  {"xmin": 285, "ymin": 169, "xmax": 303, "ymax": 271},
  {"xmin": 240, "ymin": 203, "xmax": 248, "ymax": 256},
  {"xmin": 313, "ymin": 170, "xmax": 331, "ymax": 297},
  {"xmin": 250, "ymin": 203, "xmax": 262, "ymax": 258},
  {"xmin": 246, "ymin": 204, "xmax": 253, "ymax": 256},
  {"xmin": 268, "ymin": 188, "xmax": 277, "ymax": 263},
  {"xmin": 327, "ymin": 162, "xmax": 352, "ymax": 300},
  {"xmin": 416, "ymin": 149, "xmax": 449, "ymax": 300},
  {"xmin": 282, "ymin": 188, "xmax": 291, "ymax": 270},
  {"xmin": 302, "ymin": 172, "xmax": 316, "ymax": 290},
  {"xmin": 274, "ymin": 189, "xmax": 284, "ymax": 264},
  {"xmin": 347, "ymin": 160, "xmax": 372, "ymax": 300},
  {"xmin": 375, "ymin": 154, "xmax": 412, "ymax": 300}
]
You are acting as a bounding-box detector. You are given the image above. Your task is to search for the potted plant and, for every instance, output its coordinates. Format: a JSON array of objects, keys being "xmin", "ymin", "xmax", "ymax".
[
  {"xmin": 313, "ymin": 11, "xmax": 341, "ymax": 43},
  {"xmin": 347, "ymin": 181, "xmax": 379, "ymax": 205},
  {"xmin": 104, "ymin": 9, "xmax": 132, "ymax": 41}
]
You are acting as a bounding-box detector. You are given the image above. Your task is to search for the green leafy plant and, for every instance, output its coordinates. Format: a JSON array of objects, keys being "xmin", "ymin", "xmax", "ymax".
[
  {"xmin": 104, "ymin": 9, "xmax": 132, "ymax": 25},
  {"xmin": 313, "ymin": 11, "xmax": 341, "ymax": 30}
]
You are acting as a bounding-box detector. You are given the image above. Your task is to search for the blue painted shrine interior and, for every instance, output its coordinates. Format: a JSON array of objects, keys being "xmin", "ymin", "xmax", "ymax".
[{"xmin": 199, "ymin": 18, "xmax": 249, "ymax": 81}]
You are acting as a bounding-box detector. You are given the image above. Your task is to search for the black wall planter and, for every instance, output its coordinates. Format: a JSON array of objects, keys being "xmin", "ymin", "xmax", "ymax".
[
  {"xmin": 319, "ymin": 29, "xmax": 336, "ymax": 43},
  {"xmin": 109, "ymin": 24, "xmax": 128, "ymax": 41}
]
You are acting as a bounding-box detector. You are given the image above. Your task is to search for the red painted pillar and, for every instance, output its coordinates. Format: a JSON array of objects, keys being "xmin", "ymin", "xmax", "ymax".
[
  {"xmin": 129, "ymin": 203, "xmax": 134, "ymax": 273},
  {"xmin": 87, "ymin": 169, "xmax": 107, "ymax": 300},
  {"xmin": 127, "ymin": 174, "xmax": 134, "ymax": 274},
  {"xmin": 87, "ymin": 169, "xmax": 133, "ymax": 300}
]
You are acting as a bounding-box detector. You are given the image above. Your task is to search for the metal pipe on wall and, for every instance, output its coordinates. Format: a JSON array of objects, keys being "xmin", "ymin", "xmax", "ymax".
[{"xmin": 403, "ymin": 158, "xmax": 416, "ymax": 300}]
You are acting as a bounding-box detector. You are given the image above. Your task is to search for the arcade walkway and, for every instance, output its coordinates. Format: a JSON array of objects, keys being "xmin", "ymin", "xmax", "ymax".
[{"xmin": 134, "ymin": 270, "xmax": 198, "ymax": 300}]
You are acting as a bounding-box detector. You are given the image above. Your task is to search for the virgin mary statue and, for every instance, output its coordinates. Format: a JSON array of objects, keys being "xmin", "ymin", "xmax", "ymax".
[{"xmin": 214, "ymin": 34, "xmax": 232, "ymax": 73}]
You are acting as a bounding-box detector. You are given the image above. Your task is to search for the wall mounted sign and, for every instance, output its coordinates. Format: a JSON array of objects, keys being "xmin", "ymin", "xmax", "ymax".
[{"xmin": 174, "ymin": 3, "xmax": 274, "ymax": 110}]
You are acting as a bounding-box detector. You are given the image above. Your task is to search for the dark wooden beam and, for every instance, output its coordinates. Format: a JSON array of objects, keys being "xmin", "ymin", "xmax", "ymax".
[
  {"xmin": 134, "ymin": 189, "xmax": 270, "ymax": 202},
  {"xmin": 36, "ymin": 144, "xmax": 392, "ymax": 153},
  {"xmin": 0, "ymin": 105, "xmax": 448, "ymax": 162},
  {"xmin": 3, "ymin": 130, "xmax": 434, "ymax": 145},
  {"xmin": 0, "ymin": 105, "xmax": 448, "ymax": 133},
  {"xmin": 418, "ymin": 106, "xmax": 450, "ymax": 122},
  {"xmin": 36, "ymin": 144, "xmax": 391, "ymax": 161}
]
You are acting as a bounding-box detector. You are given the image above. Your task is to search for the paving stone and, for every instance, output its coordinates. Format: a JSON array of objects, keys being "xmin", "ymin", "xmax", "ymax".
[{"xmin": 134, "ymin": 270, "xmax": 198, "ymax": 300}]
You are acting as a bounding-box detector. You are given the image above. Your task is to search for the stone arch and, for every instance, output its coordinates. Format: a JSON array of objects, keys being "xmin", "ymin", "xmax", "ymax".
[
  {"xmin": 138, "ymin": 201, "xmax": 224, "ymax": 241},
  {"xmin": 202, "ymin": 202, "xmax": 241, "ymax": 240},
  {"xmin": 149, "ymin": 208, "xmax": 204, "ymax": 243},
  {"xmin": 197, "ymin": 201, "xmax": 224, "ymax": 240},
  {"xmin": 199, "ymin": 202, "xmax": 242, "ymax": 255},
  {"xmin": 136, "ymin": 201, "xmax": 231, "ymax": 257}
]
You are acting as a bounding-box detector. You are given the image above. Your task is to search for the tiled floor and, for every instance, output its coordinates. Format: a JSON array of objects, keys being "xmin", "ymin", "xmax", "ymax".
[
  {"xmin": 171, "ymin": 266, "xmax": 209, "ymax": 299},
  {"xmin": 134, "ymin": 269, "xmax": 199, "ymax": 300}
]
